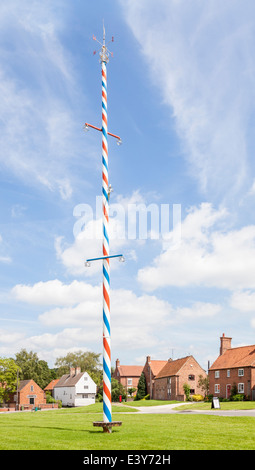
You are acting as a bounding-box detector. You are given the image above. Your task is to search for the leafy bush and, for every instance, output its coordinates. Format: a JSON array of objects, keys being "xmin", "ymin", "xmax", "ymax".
[
  {"xmin": 191, "ymin": 394, "xmax": 204, "ymax": 402},
  {"xmin": 232, "ymin": 394, "xmax": 244, "ymax": 401},
  {"xmin": 140, "ymin": 394, "xmax": 150, "ymax": 401}
]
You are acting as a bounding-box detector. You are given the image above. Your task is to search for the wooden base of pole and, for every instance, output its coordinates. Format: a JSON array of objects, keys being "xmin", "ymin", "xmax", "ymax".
[{"xmin": 93, "ymin": 421, "xmax": 122, "ymax": 433}]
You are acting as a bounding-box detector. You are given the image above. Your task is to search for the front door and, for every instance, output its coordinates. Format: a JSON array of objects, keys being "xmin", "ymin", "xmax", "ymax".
[{"xmin": 226, "ymin": 384, "xmax": 231, "ymax": 399}]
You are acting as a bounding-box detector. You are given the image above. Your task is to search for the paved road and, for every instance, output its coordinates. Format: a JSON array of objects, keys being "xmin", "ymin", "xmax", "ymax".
[{"xmin": 129, "ymin": 403, "xmax": 255, "ymax": 417}]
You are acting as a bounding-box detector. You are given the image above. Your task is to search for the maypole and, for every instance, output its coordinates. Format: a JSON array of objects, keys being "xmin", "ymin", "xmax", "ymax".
[
  {"xmin": 101, "ymin": 29, "xmax": 112, "ymax": 425},
  {"xmin": 84, "ymin": 25, "xmax": 124, "ymax": 433}
]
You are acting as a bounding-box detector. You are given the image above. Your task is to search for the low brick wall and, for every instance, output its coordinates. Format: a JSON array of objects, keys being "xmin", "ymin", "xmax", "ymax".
[{"xmin": 0, "ymin": 403, "xmax": 58, "ymax": 412}]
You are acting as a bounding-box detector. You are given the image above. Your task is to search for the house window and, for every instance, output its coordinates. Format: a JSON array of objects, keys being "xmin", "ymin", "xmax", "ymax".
[
  {"xmin": 215, "ymin": 384, "xmax": 220, "ymax": 394},
  {"xmin": 84, "ymin": 385, "xmax": 88, "ymax": 389},
  {"xmin": 127, "ymin": 378, "xmax": 132, "ymax": 386},
  {"xmin": 167, "ymin": 377, "xmax": 171, "ymax": 397},
  {"xmin": 84, "ymin": 376, "xmax": 88, "ymax": 381},
  {"xmin": 238, "ymin": 383, "xmax": 244, "ymax": 393},
  {"xmin": 215, "ymin": 371, "xmax": 220, "ymax": 378},
  {"xmin": 188, "ymin": 374, "xmax": 195, "ymax": 380},
  {"xmin": 238, "ymin": 369, "xmax": 244, "ymax": 377},
  {"xmin": 227, "ymin": 370, "xmax": 230, "ymax": 377},
  {"xmin": 30, "ymin": 385, "xmax": 34, "ymax": 392},
  {"xmin": 29, "ymin": 397, "xmax": 34, "ymax": 405}
]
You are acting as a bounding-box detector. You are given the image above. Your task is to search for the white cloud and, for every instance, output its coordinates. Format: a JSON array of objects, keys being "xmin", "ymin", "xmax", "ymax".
[
  {"xmin": 12, "ymin": 279, "xmax": 101, "ymax": 306},
  {"xmin": 122, "ymin": 0, "xmax": 255, "ymax": 200},
  {"xmin": 55, "ymin": 191, "xmax": 148, "ymax": 276},
  {"xmin": 11, "ymin": 278, "xmax": 222, "ymax": 363},
  {"xmin": 230, "ymin": 290, "xmax": 255, "ymax": 312},
  {"xmin": 138, "ymin": 202, "xmax": 255, "ymax": 291}
]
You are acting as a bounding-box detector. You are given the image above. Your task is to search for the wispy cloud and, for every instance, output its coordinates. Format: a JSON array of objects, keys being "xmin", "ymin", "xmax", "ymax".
[
  {"xmin": 0, "ymin": 1, "xmax": 90, "ymax": 200},
  {"xmin": 122, "ymin": 0, "xmax": 255, "ymax": 202}
]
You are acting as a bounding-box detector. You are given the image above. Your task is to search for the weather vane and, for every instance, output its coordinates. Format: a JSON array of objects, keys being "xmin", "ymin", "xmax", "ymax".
[{"xmin": 84, "ymin": 24, "xmax": 124, "ymax": 434}]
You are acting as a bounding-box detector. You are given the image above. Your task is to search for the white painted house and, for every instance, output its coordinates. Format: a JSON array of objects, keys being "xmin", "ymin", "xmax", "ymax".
[{"xmin": 53, "ymin": 367, "xmax": 97, "ymax": 407}]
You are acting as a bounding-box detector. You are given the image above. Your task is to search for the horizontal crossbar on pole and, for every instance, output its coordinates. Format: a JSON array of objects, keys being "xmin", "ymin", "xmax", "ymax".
[
  {"xmin": 84, "ymin": 122, "xmax": 121, "ymax": 141},
  {"xmin": 86, "ymin": 254, "xmax": 124, "ymax": 263}
]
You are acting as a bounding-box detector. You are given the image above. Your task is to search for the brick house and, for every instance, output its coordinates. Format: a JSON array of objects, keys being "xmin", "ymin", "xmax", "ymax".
[
  {"xmin": 13, "ymin": 379, "xmax": 46, "ymax": 410},
  {"xmin": 209, "ymin": 334, "xmax": 255, "ymax": 400},
  {"xmin": 142, "ymin": 356, "xmax": 168, "ymax": 398},
  {"xmin": 112, "ymin": 359, "xmax": 143, "ymax": 396},
  {"xmin": 153, "ymin": 356, "xmax": 207, "ymax": 401}
]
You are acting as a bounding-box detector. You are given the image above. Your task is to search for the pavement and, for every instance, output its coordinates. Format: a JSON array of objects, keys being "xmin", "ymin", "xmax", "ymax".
[{"xmin": 127, "ymin": 403, "xmax": 255, "ymax": 417}]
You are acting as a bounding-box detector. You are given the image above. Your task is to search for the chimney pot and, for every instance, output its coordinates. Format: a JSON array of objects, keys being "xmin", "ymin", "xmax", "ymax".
[
  {"xmin": 75, "ymin": 367, "xmax": 81, "ymax": 376},
  {"xmin": 70, "ymin": 367, "xmax": 75, "ymax": 376}
]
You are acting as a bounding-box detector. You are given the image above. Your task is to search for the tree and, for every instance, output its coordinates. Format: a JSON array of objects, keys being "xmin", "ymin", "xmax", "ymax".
[
  {"xmin": 198, "ymin": 374, "xmax": 209, "ymax": 397},
  {"xmin": 135, "ymin": 372, "xmax": 147, "ymax": 400},
  {"xmin": 128, "ymin": 387, "xmax": 137, "ymax": 398},
  {"xmin": 55, "ymin": 350, "xmax": 102, "ymax": 385},
  {"xmin": 0, "ymin": 358, "xmax": 20, "ymax": 403},
  {"xmin": 14, "ymin": 349, "xmax": 51, "ymax": 389},
  {"xmin": 97, "ymin": 378, "xmax": 126, "ymax": 402}
]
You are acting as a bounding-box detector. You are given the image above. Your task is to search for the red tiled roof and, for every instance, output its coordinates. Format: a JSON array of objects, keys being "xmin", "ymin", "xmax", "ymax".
[
  {"xmin": 210, "ymin": 344, "xmax": 255, "ymax": 370},
  {"xmin": 149, "ymin": 360, "xmax": 168, "ymax": 376},
  {"xmin": 117, "ymin": 365, "xmax": 143, "ymax": 377},
  {"xmin": 155, "ymin": 356, "xmax": 192, "ymax": 379},
  {"xmin": 44, "ymin": 379, "xmax": 60, "ymax": 391}
]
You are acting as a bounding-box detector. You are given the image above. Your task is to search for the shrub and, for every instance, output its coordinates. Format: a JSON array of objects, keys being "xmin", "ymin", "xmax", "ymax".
[
  {"xmin": 141, "ymin": 394, "xmax": 150, "ymax": 401},
  {"xmin": 232, "ymin": 394, "xmax": 244, "ymax": 401},
  {"xmin": 191, "ymin": 394, "xmax": 204, "ymax": 402}
]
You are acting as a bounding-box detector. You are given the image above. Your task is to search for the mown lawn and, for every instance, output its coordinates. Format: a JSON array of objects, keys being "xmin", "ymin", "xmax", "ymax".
[
  {"xmin": 173, "ymin": 401, "xmax": 255, "ymax": 411},
  {"xmin": 0, "ymin": 403, "xmax": 255, "ymax": 450}
]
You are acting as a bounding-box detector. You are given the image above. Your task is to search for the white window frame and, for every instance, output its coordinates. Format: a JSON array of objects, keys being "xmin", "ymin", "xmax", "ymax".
[
  {"xmin": 238, "ymin": 383, "xmax": 244, "ymax": 393},
  {"xmin": 238, "ymin": 368, "xmax": 244, "ymax": 377},
  {"xmin": 227, "ymin": 369, "xmax": 230, "ymax": 377},
  {"xmin": 214, "ymin": 384, "xmax": 220, "ymax": 394},
  {"xmin": 215, "ymin": 371, "xmax": 220, "ymax": 378},
  {"xmin": 127, "ymin": 378, "xmax": 132, "ymax": 386}
]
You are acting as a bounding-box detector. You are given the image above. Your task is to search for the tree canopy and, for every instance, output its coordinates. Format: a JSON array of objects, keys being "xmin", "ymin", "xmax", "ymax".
[
  {"xmin": 55, "ymin": 350, "xmax": 102, "ymax": 385},
  {"xmin": 0, "ymin": 358, "xmax": 20, "ymax": 403},
  {"xmin": 14, "ymin": 349, "xmax": 54, "ymax": 389}
]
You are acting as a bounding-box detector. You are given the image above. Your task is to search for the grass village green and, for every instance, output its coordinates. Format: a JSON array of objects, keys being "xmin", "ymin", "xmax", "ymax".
[{"xmin": 0, "ymin": 401, "xmax": 255, "ymax": 451}]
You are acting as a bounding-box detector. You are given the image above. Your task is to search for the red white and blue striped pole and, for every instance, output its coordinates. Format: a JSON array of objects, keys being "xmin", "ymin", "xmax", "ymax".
[
  {"xmin": 100, "ymin": 29, "xmax": 112, "ymax": 425},
  {"xmin": 84, "ymin": 26, "xmax": 123, "ymax": 433}
]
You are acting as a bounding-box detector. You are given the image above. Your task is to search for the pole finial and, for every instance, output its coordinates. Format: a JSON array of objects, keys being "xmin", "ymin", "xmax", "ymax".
[{"xmin": 93, "ymin": 23, "xmax": 114, "ymax": 63}]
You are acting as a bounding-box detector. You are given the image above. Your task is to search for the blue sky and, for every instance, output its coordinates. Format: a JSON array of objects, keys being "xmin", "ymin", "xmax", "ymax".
[{"xmin": 1, "ymin": 0, "xmax": 255, "ymax": 371}]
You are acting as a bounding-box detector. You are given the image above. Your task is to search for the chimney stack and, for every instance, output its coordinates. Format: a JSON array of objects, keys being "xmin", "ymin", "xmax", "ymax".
[
  {"xmin": 116, "ymin": 358, "xmax": 120, "ymax": 368},
  {"xmin": 70, "ymin": 367, "xmax": 75, "ymax": 376},
  {"xmin": 220, "ymin": 333, "xmax": 232, "ymax": 355},
  {"xmin": 75, "ymin": 367, "xmax": 81, "ymax": 375}
]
